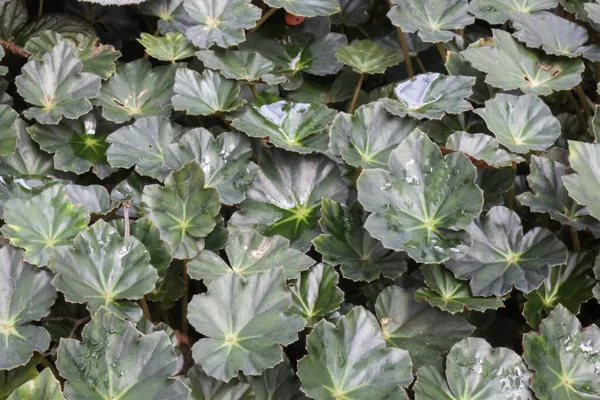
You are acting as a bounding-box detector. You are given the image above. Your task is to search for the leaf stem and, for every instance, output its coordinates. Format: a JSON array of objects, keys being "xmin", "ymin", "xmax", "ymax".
[
  {"xmin": 181, "ymin": 260, "xmax": 189, "ymax": 335},
  {"xmin": 251, "ymin": 7, "xmax": 277, "ymax": 32},
  {"xmin": 570, "ymin": 227, "xmax": 581, "ymax": 251},
  {"xmin": 347, "ymin": 73, "xmax": 365, "ymax": 114},
  {"xmin": 387, "ymin": 0, "xmax": 414, "ymax": 77},
  {"xmin": 415, "ymin": 54, "xmax": 426, "ymax": 73},
  {"xmin": 574, "ymin": 85, "xmax": 593, "ymax": 120},
  {"xmin": 0, "ymin": 40, "xmax": 30, "ymax": 58},
  {"xmin": 506, "ymin": 161, "xmax": 517, "ymax": 209},
  {"xmin": 435, "ymin": 42, "xmax": 447, "ymax": 62},
  {"xmin": 566, "ymin": 91, "xmax": 587, "ymax": 129},
  {"xmin": 38, "ymin": 0, "xmax": 43, "ymax": 16},
  {"xmin": 140, "ymin": 297, "xmax": 152, "ymax": 321},
  {"xmin": 248, "ymin": 83, "xmax": 259, "ymax": 99}
]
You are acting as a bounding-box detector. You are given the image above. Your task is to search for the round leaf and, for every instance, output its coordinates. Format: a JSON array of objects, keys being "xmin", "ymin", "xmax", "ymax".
[
  {"xmin": 335, "ymin": 40, "xmax": 401, "ymax": 75},
  {"xmin": 562, "ymin": 141, "xmax": 600, "ymax": 221},
  {"xmin": 137, "ymin": 31, "xmax": 196, "ymax": 62},
  {"xmin": 0, "ymin": 120, "xmax": 55, "ymax": 177},
  {"xmin": 445, "ymin": 131, "xmax": 525, "ymax": 167},
  {"xmin": 263, "ymin": 0, "xmax": 340, "ymax": 17},
  {"xmin": 196, "ymin": 49, "xmax": 275, "ymax": 82}
]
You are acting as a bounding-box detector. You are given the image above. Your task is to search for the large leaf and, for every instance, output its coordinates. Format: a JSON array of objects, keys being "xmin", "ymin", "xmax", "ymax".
[
  {"xmin": 445, "ymin": 132, "xmax": 525, "ymax": 168},
  {"xmin": 474, "ymin": 94, "xmax": 561, "ymax": 154},
  {"xmin": 196, "ymin": 49, "xmax": 275, "ymax": 82},
  {"xmin": 172, "ymin": 68, "xmax": 244, "ymax": 116},
  {"xmin": 0, "ymin": 105, "xmax": 17, "ymax": 156},
  {"xmin": 297, "ymin": 306, "xmax": 413, "ymax": 400},
  {"xmin": 357, "ymin": 130, "xmax": 483, "ymax": 263},
  {"xmin": 264, "ymin": 0, "xmax": 340, "ymax": 17},
  {"xmin": 182, "ymin": 0, "xmax": 261, "ymax": 48},
  {"xmin": 231, "ymin": 97, "xmax": 337, "ymax": 154},
  {"xmin": 0, "ymin": 120, "xmax": 55, "ymax": 177},
  {"xmin": 563, "ymin": 141, "xmax": 600, "ymax": 220},
  {"xmin": 94, "ymin": 59, "xmax": 181, "ymax": 123},
  {"xmin": 462, "ymin": 29, "xmax": 584, "ymax": 95},
  {"xmin": 1, "ymin": 185, "xmax": 90, "ymax": 267},
  {"xmin": 414, "ymin": 264, "xmax": 505, "ymax": 314},
  {"xmin": 335, "ymin": 39, "xmax": 401, "ymax": 75},
  {"xmin": 468, "ymin": 0, "xmax": 559, "ymax": 24},
  {"xmin": 414, "ymin": 338, "xmax": 535, "ymax": 399},
  {"xmin": 183, "ymin": 365, "xmax": 253, "ymax": 399},
  {"xmin": 57, "ymin": 307, "xmax": 191, "ymax": 399},
  {"xmin": 106, "ymin": 116, "xmax": 185, "ymax": 181},
  {"xmin": 313, "ymin": 199, "xmax": 407, "ymax": 281},
  {"xmin": 15, "ymin": 42, "xmax": 101, "ymax": 125},
  {"xmin": 379, "ymin": 73, "xmax": 475, "ymax": 119},
  {"xmin": 328, "ymin": 101, "xmax": 418, "ymax": 169},
  {"xmin": 142, "ymin": 161, "xmax": 221, "ymax": 259},
  {"xmin": 138, "ymin": 31, "xmax": 195, "ymax": 62},
  {"xmin": 375, "ymin": 286, "xmax": 474, "ymax": 369},
  {"xmin": 387, "ymin": 0, "xmax": 474, "ymax": 43},
  {"xmin": 230, "ymin": 149, "xmax": 349, "ymax": 251},
  {"xmin": 446, "ymin": 206, "xmax": 569, "ymax": 296},
  {"xmin": 188, "ymin": 228, "xmax": 314, "ymax": 281},
  {"xmin": 6, "ymin": 369, "xmax": 64, "ymax": 400},
  {"xmin": 48, "ymin": 220, "xmax": 158, "ymax": 317},
  {"xmin": 0, "ymin": 178, "xmax": 60, "ymax": 219},
  {"xmin": 523, "ymin": 305, "xmax": 600, "ymax": 399},
  {"xmin": 0, "ymin": 245, "xmax": 55, "ymax": 370},
  {"xmin": 188, "ymin": 269, "xmax": 305, "ymax": 381},
  {"xmin": 518, "ymin": 155, "xmax": 600, "ymax": 235}
]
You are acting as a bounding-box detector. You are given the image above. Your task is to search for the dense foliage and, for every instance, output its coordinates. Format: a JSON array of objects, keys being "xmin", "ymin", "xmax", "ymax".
[{"xmin": 1, "ymin": 0, "xmax": 600, "ymax": 398}]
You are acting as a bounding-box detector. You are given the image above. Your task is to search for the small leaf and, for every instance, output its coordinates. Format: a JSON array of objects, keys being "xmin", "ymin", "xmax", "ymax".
[
  {"xmin": 76, "ymin": 0, "xmax": 148, "ymax": 4},
  {"xmin": 415, "ymin": 264, "xmax": 505, "ymax": 314},
  {"xmin": 477, "ymin": 167, "xmax": 516, "ymax": 211},
  {"xmin": 297, "ymin": 306, "xmax": 413, "ymax": 400},
  {"xmin": 183, "ymin": 365, "xmax": 253, "ymax": 399},
  {"xmin": 172, "ymin": 68, "xmax": 245, "ymax": 116},
  {"xmin": 138, "ymin": 31, "xmax": 196, "ymax": 62},
  {"xmin": 469, "ymin": 0, "xmax": 559, "ymax": 24},
  {"xmin": 475, "ymin": 94, "xmax": 561, "ymax": 154},
  {"xmin": 0, "ymin": 246, "xmax": 56, "ymax": 370},
  {"xmin": 249, "ymin": 357, "xmax": 307, "ymax": 400},
  {"xmin": 196, "ymin": 49, "xmax": 275, "ymax": 81},
  {"xmin": 264, "ymin": 0, "xmax": 340, "ymax": 17},
  {"xmin": 379, "ymin": 73, "xmax": 475, "ymax": 119},
  {"xmin": 0, "ymin": 359, "xmax": 38, "ymax": 400},
  {"xmin": 15, "ymin": 42, "xmax": 101, "ymax": 125},
  {"xmin": 523, "ymin": 305, "xmax": 600, "ymax": 399},
  {"xmin": 0, "ymin": 0, "xmax": 28, "ymax": 42},
  {"xmin": 445, "ymin": 132, "xmax": 524, "ymax": 168},
  {"xmin": 335, "ymin": 40, "xmax": 401, "ymax": 75},
  {"xmin": 189, "ymin": 269, "xmax": 305, "ymax": 381},
  {"xmin": 6, "ymin": 369, "xmax": 64, "ymax": 400},
  {"xmin": 64, "ymin": 184, "xmax": 117, "ymax": 215},
  {"xmin": 331, "ymin": 0, "xmax": 369, "ymax": 27},
  {"xmin": 562, "ymin": 141, "xmax": 600, "ymax": 221},
  {"xmin": 446, "ymin": 206, "xmax": 569, "ymax": 296},
  {"xmin": 0, "ymin": 105, "xmax": 17, "ymax": 156},
  {"xmin": 1, "ymin": 185, "xmax": 90, "ymax": 267}
]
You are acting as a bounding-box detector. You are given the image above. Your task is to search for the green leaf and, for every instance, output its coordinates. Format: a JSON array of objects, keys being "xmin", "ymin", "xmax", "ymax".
[
  {"xmin": 66, "ymin": 0, "xmax": 148, "ymax": 5},
  {"xmin": 27, "ymin": 112, "xmax": 115, "ymax": 178},
  {"xmin": 23, "ymin": 30, "xmax": 121, "ymax": 80},
  {"xmin": 0, "ymin": 178, "xmax": 60, "ymax": 219},
  {"xmin": 444, "ymin": 50, "xmax": 496, "ymax": 105},
  {"xmin": 446, "ymin": 206, "xmax": 569, "ymax": 296},
  {"xmin": 6, "ymin": 369, "xmax": 64, "ymax": 400},
  {"xmin": 379, "ymin": 73, "xmax": 475, "ymax": 119},
  {"xmin": 231, "ymin": 97, "xmax": 336, "ymax": 154},
  {"xmin": 563, "ymin": 141, "xmax": 600, "ymax": 221},
  {"xmin": 110, "ymin": 173, "xmax": 153, "ymax": 218},
  {"xmin": 141, "ymin": 161, "xmax": 221, "ymax": 259},
  {"xmin": 518, "ymin": 155, "xmax": 600, "ymax": 235},
  {"xmin": 593, "ymin": 105, "xmax": 600, "ymax": 143},
  {"xmin": 387, "ymin": 0, "xmax": 474, "ymax": 43},
  {"xmin": 57, "ymin": 307, "xmax": 191, "ymax": 399},
  {"xmin": 230, "ymin": 149, "xmax": 349, "ymax": 251},
  {"xmin": 469, "ymin": 0, "xmax": 559, "ymax": 24},
  {"xmin": 335, "ymin": 40, "xmax": 401, "ymax": 75},
  {"xmin": 331, "ymin": 0, "xmax": 369, "ymax": 27},
  {"xmin": 523, "ymin": 305, "xmax": 600, "ymax": 399},
  {"xmin": 172, "ymin": 68, "xmax": 245, "ymax": 116},
  {"xmin": 196, "ymin": 49, "xmax": 275, "ymax": 82},
  {"xmin": 297, "ymin": 306, "xmax": 413, "ymax": 400},
  {"xmin": 524, "ymin": 251, "xmax": 595, "ymax": 329},
  {"xmin": 138, "ymin": 31, "xmax": 195, "ymax": 62},
  {"xmin": 313, "ymin": 199, "xmax": 407, "ymax": 282},
  {"xmin": 14, "ymin": 14, "xmax": 94, "ymax": 45},
  {"xmin": 95, "ymin": 59, "xmax": 182, "ymax": 123},
  {"xmin": 329, "ymin": 101, "xmax": 418, "ymax": 169},
  {"xmin": 475, "ymin": 94, "xmax": 561, "ymax": 154},
  {"xmin": 188, "ymin": 227, "xmax": 314, "ymax": 281},
  {"xmin": 289, "ymin": 263, "xmax": 344, "ymax": 324},
  {"xmin": 1, "ymin": 185, "xmax": 90, "ymax": 267},
  {"xmin": 264, "ymin": 0, "xmax": 340, "ymax": 17},
  {"xmin": 0, "ymin": 0, "xmax": 28, "ymax": 42},
  {"xmin": 594, "ymin": 254, "xmax": 600, "ymax": 302},
  {"xmin": 414, "ymin": 338, "xmax": 534, "ymax": 399},
  {"xmin": 477, "ymin": 167, "xmax": 516, "ymax": 211},
  {"xmin": 15, "ymin": 42, "xmax": 101, "ymax": 125},
  {"xmin": 0, "ymin": 359, "xmax": 38, "ymax": 400},
  {"xmin": 249, "ymin": 357, "xmax": 307, "ymax": 400},
  {"xmin": 415, "ymin": 264, "xmax": 505, "ymax": 314},
  {"xmin": 0, "ymin": 245, "xmax": 56, "ymax": 370},
  {"xmin": 445, "ymin": 132, "xmax": 525, "ymax": 168},
  {"xmin": 357, "ymin": 130, "xmax": 483, "ymax": 263},
  {"xmin": 462, "ymin": 29, "xmax": 584, "ymax": 95},
  {"xmin": 189, "ymin": 269, "xmax": 305, "ymax": 381},
  {"xmin": 106, "ymin": 116, "xmax": 185, "ymax": 181},
  {"xmin": 182, "ymin": 0, "xmax": 261, "ymax": 48},
  {"xmin": 49, "ymin": 220, "xmax": 157, "ymax": 317},
  {"xmin": 64, "ymin": 184, "xmax": 117, "ymax": 215},
  {"xmin": 0, "ymin": 105, "xmax": 17, "ymax": 156},
  {"xmin": 0, "ymin": 120, "xmax": 55, "ymax": 177},
  {"xmin": 375, "ymin": 286, "xmax": 474, "ymax": 369},
  {"xmin": 183, "ymin": 365, "xmax": 253, "ymax": 399}
]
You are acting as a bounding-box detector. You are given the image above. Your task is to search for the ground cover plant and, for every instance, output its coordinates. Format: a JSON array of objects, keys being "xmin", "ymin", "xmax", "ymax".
[{"xmin": 1, "ymin": 0, "xmax": 600, "ymax": 398}]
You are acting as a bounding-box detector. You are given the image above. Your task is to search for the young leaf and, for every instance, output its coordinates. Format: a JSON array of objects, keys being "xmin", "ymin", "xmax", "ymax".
[
  {"xmin": 357, "ymin": 130, "xmax": 483, "ymax": 263},
  {"xmin": 562, "ymin": 141, "xmax": 600, "ymax": 221},
  {"xmin": 264, "ymin": 0, "xmax": 340, "ymax": 17},
  {"xmin": 313, "ymin": 199, "xmax": 407, "ymax": 282},
  {"xmin": 0, "ymin": 246, "xmax": 56, "ymax": 370},
  {"xmin": 335, "ymin": 40, "xmax": 401, "ymax": 75},
  {"xmin": 141, "ymin": 161, "xmax": 221, "ymax": 259},
  {"xmin": 523, "ymin": 305, "xmax": 600, "ymax": 399},
  {"xmin": 1, "ymin": 185, "xmax": 90, "ymax": 267},
  {"xmin": 468, "ymin": 0, "xmax": 558, "ymax": 24},
  {"xmin": 387, "ymin": 0, "xmax": 474, "ymax": 43},
  {"xmin": 172, "ymin": 68, "xmax": 245, "ymax": 116},
  {"xmin": 475, "ymin": 94, "xmax": 561, "ymax": 154},
  {"xmin": 196, "ymin": 49, "xmax": 275, "ymax": 82},
  {"xmin": 297, "ymin": 306, "xmax": 413, "ymax": 400},
  {"xmin": 57, "ymin": 307, "xmax": 191, "ymax": 399},
  {"xmin": 188, "ymin": 269, "xmax": 305, "ymax": 382},
  {"xmin": 415, "ymin": 264, "xmax": 505, "ymax": 314},
  {"xmin": 6, "ymin": 369, "xmax": 64, "ymax": 400},
  {"xmin": 329, "ymin": 101, "xmax": 418, "ymax": 169},
  {"xmin": 446, "ymin": 206, "xmax": 569, "ymax": 296},
  {"xmin": 15, "ymin": 42, "xmax": 101, "ymax": 125},
  {"xmin": 445, "ymin": 132, "xmax": 525, "ymax": 167},
  {"xmin": 414, "ymin": 338, "xmax": 534, "ymax": 399},
  {"xmin": 188, "ymin": 228, "xmax": 314, "ymax": 281},
  {"xmin": 137, "ymin": 31, "xmax": 196, "ymax": 62},
  {"xmin": 379, "ymin": 73, "xmax": 475, "ymax": 119}
]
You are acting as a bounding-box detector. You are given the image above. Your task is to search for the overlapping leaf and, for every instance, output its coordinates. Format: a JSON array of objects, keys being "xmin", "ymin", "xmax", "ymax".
[
  {"xmin": 6, "ymin": 369, "xmax": 64, "ymax": 400},
  {"xmin": 196, "ymin": 49, "xmax": 275, "ymax": 82},
  {"xmin": 335, "ymin": 40, "xmax": 401, "ymax": 75},
  {"xmin": 445, "ymin": 132, "xmax": 524, "ymax": 168},
  {"xmin": 468, "ymin": 0, "xmax": 559, "ymax": 24},
  {"xmin": 138, "ymin": 31, "xmax": 195, "ymax": 62},
  {"xmin": 562, "ymin": 141, "xmax": 600, "ymax": 220}
]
